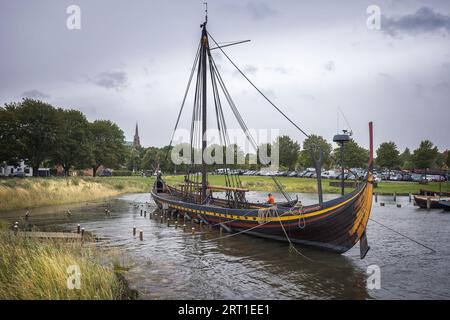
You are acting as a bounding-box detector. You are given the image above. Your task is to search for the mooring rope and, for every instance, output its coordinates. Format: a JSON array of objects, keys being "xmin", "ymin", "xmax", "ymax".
[
  {"xmin": 271, "ymin": 206, "xmax": 314, "ymax": 261},
  {"xmin": 369, "ymin": 218, "xmax": 436, "ymax": 253}
]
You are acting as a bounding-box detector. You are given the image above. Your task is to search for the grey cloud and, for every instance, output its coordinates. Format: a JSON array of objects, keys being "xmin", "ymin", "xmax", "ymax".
[
  {"xmin": 377, "ymin": 72, "xmax": 395, "ymax": 82},
  {"xmin": 91, "ymin": 71, "xmax": 128, "ymax": 90},
  {"xmin": 298, "ymin": 94, "xmax": 316, "ymax": 101},
  {"xmin": 245, "ymin": 2, "xmax": 276, "ymax": 20},
  {"xmin": 433, "ymin": 81, "xmax": 450, "ymax": 91},
  {"xmin": 234, "ymin": 65, "xmax": 258, "ymax": 77},
  {"xmin": 271, "ymin": 66, "xmax": 291, "ymax": 74},
  {"xmin": 414, "ymin": 83, "xmax": 425, "ymax": 99},
  {"xmin": 244, "ymin": 65, "xmax": 258, "ymax": 74},
  {"xmin": 383, "ymin": 7, "xmax": 450, "ymax": 36},
  {"xmin": 21, "ymin": 89, "xmax": 50, "ymax": 99},
  {"xmin": 223, "ymin": 2, "xmax": 276, "ymax": 21},
  {"xmin": 324, "ymin": 61, "xmax": 335, "ymax": 72}
]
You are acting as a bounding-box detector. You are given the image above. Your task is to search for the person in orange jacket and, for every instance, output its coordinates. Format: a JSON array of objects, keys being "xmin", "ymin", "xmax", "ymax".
[{"xmin": 267, "ymin": 193, "xmax": 275, "ymax": 205}]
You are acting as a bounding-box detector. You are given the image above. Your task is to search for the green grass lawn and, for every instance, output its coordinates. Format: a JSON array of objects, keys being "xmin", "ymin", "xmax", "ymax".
[{"xmin": 161, "ymin": 174, "xmax": 449, "ymax": 195}]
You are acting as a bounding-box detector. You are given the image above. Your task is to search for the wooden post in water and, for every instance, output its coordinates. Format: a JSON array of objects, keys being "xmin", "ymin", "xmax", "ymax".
[
  {"xmin": 393, "ymin": 192, "xmax": 397, "ymax": 202},
  {"xmin": 133, "ymin": 226, "xmax": 136, "ymax": 236},
  {"xmin": 167, "ymin": 218, "xmax": 170, "ymax": 227},
  {"xmin": 139, "ymin": 230, "xmax": 143, "ymax": 241},
  {"xmin": 200, "ymin": 221, "xmax": 203, "ymax": 230},
  {"xmin": 220, "ymin": 225, "xmax": 223, "ymax": 236},
  {"xmin": 427, "ymin": 196, "xmax": 431, "ymax": 210},
  {"xmin": 409, "ymin": 193, "xmax": 412, "ymax": 202},
  {"xmin": 183, "ymin": 224, "xmax": 187, "ymax": 231},
  {"xmin": 191, "ymin": 227, "xmax": 195, "ymax": 235},
  {"xmin": 77, "ymin": 224, "xmax": 81, "ymax": 234},
  {"xmin": 175, "ymin": 221, "xmax": 178, "ymax": 229},
  {"xmin": 144, "ymin": 211, "xmax": 147, "ymax": 218},
  {"xmin": 81, "ymin": 228, "xmax": 85, "ymax": 237},
  {"xmin": 140, "ymin": 210, "xmax": 143, "ymax": 216}
]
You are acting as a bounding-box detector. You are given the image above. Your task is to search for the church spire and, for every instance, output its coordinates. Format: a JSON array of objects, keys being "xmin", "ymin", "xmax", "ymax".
[{"xmin": 133, "ymin": 122, "xmax": 141, "ymax": 148}]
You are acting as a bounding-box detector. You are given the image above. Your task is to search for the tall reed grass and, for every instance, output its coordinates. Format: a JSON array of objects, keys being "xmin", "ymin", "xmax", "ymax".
[
  {"xmin": 0, "ymin": 177, "xmax": 152, "ymax": 212},
  {"xmin": 0, "ymin": 228, "xmax": 130, "ymax": 300}
]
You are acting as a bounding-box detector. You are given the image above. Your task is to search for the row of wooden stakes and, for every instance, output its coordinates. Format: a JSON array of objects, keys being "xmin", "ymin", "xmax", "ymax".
[{"xmin": 134, "ymin": 206, "xmax": 224, "ymax": 241}]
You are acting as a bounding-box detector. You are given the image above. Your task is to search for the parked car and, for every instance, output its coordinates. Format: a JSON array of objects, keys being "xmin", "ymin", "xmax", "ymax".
[
  {"xmin": 99, "ymin": 169, "xmax": 112, "ymax": 177},
  {"xmin": 321, "ymin": 170, "xmax": 337, "ymax": 179},
  {"xmin": 411, "ymin": 173, "xmax": 424, "ymax": 182},
  {"xmin": 287, "ymin": 171, "xmax": 297, "ymax": 177},
  {"xmin": 390, "ymin": 174, "xmax": 402, "ymax": 181},
  {"xmin": 328, "ymin": 171, "xmax": 341, "ymax": 179},
  {"xmin": 303, "ymin": 171, "xmax": 315, "ymax": 178},
  {"xmin": 9, "ymin": 171, "xmax": 26, "ymax": 177},
  {"xmin": 401, "ymin": 173, "xmax": 412, "ymax": 181}
]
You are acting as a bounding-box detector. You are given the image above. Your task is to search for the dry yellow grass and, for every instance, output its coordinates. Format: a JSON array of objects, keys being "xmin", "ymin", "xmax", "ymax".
[{"xmin": 0, "ymin": 177, "xmax": 151, "ymax": 212}]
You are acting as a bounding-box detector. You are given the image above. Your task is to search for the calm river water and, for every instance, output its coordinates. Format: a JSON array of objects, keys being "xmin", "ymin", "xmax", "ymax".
[{"xmin": 2, "ymin": 192, "xmax": 450, "ymax": 299}]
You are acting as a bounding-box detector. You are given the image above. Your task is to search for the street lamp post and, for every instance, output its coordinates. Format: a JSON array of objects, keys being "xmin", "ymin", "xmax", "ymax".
[{"xmin": 333, "ymin": 130, "xmax": 351, "ymax": 196}]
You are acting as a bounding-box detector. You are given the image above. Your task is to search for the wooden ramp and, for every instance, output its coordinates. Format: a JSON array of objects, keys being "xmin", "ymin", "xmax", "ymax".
[{"xmin": 16, "ymin": 231, "xmax": 83, "ymax": 240}]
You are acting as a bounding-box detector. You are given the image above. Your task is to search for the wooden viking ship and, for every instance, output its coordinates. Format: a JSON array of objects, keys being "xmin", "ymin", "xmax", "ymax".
[{"xmin": 151, "ymin": 11, "xmax": 374, "ymax": 258}]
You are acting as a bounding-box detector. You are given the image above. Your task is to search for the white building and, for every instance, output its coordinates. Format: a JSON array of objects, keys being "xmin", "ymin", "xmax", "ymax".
[{"xmin": 0, "ymin": 161, "xmax": 33, "ymax": 177}]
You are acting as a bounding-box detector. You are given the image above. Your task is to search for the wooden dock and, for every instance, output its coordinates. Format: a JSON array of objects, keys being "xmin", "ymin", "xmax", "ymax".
[{"xmin": 15, "ymin": 231, "xmax": 83, "ymax": 240}]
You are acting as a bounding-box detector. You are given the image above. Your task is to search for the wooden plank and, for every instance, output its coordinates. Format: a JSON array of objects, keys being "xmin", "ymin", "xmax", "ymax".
[
  {"xmin": 206, "ymin": 185, "xmax": 249, "ymax": 192},
  {"xmin": 176, "ymin": 183, "xmax": 249, "ymax": 192},
  {"xmin": 15, "ymin": 231, "xmax": 82, "ymax": 240}
]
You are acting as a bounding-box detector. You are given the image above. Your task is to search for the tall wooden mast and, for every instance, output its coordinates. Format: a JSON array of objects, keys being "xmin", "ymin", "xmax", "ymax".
[{"xmin": 200, "ymin": 10, "xmax": 209, "ymax": 201}]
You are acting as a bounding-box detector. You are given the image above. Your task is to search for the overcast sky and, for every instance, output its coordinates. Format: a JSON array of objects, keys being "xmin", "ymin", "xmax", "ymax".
[{"xmin": 1, "ymin": 0, "xmax": 449, "ymax": 152}]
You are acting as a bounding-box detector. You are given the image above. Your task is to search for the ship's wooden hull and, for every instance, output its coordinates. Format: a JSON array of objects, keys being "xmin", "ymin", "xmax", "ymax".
[{"xmin": 151, "ymin": 174, "xmax": 374, "ymax": 254}]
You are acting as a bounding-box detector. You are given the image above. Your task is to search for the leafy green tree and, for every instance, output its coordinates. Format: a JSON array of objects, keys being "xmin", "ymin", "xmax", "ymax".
[
  {"xmin": 399, "ymin": 148, "xmax": 413, "ymax": 170},
  {"xmin": 89, "ymin": 120, "xmax": 126, "ymax": 176},
  {"xmin": 0, "ymin": 104, "xmax": 22, "ymax": 166},
  {"xmin": 273, "ymin": 135, "xmax": 300, "ymax": 170},
  {"xmin": 11, "ymin": 99, "xmax": 59, "ymax": 176},
  {"xmin": 52, "ymin": 109, "xmax": 93, "ymax": 175},
  {"xmin": 376, "ymin": 141, "xmax": 400, "ymax": 173},
  {"xmin": 333, "ymin": 138, "xmax": 369, "ymax": 169},
  {"xmin": 434, "ymin": 152, "xmax": 446, "ymax": 169},
  {"xmin": 412, "ymin": 140, "xmax": 439, "ymax": 173},
  {"xmin": 446, "ymin": 151, "xmax": 450, "ymax": 168},
  {"xmin": 141, "ymin": 147, "xmax": 164, "ymax": 171},
  {"xmin": 297, "ymin": 135, "xmax": 333, "ymax": 169},
  {"xmin": 125, "ymin": 146, "xmax": 144, "ymax": 172}
]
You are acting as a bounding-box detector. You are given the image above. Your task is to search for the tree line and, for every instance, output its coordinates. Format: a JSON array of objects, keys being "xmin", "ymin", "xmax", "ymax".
[
  {"xmin": 128, "ymin": 134, "xmax": 449, "ymax": 174},
  {"xmin": 0, "ymin": 99, "xmax": 127, "ymax": 176},
  {"xmin": 1, "ymin": 99, "xmax": 448, "ymax": 176}
]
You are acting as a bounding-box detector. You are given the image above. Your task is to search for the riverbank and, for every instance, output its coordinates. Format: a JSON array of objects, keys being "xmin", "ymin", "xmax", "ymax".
[
  {"xmin": 0, "ymin": 220, "xmax": 134, "ymax": 299},
  {"xmin": 0, "ymin": 177, "xmax": 153, "ymax": 212}
]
